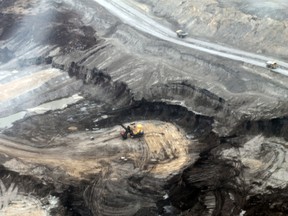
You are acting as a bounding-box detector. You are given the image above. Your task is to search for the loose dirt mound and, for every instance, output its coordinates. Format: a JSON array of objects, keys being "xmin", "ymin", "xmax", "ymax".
[{"xmin": 143, "ymin": 122, "xmax": 190, "ymax": 176}]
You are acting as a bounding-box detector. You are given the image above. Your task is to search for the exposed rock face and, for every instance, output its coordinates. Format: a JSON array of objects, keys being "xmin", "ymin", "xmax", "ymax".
[{"xmin": 1, "ymin": 0, "xmax": 288, "ymax": 215}]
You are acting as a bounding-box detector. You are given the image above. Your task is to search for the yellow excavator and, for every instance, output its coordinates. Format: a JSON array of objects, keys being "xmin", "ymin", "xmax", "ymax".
[{"xmin": 120, "ymin": 123, "xmax": 144, "ymax": 139}]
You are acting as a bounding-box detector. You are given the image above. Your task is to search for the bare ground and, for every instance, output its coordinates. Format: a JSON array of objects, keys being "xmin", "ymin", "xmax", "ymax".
[{"xmin": 1, "ymin": 0, "xmax": 288, "ymax": 215}]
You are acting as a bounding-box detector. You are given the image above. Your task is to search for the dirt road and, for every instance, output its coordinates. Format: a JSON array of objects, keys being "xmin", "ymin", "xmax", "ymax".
[{"xmin": 94, "ymin": 0, "xmax": 288, "ymax": 75}]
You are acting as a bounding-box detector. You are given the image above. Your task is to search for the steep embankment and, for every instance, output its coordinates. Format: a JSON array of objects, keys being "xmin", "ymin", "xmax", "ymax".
[{"xmin": 2, "ymin": 0, "xmax": 288, "ymax": 128}]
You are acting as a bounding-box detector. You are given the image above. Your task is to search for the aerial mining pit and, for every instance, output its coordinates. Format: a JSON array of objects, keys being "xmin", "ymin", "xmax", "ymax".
[{"xmin": 1, "ymin": 0, "xmax": 288, "ymax": 215}]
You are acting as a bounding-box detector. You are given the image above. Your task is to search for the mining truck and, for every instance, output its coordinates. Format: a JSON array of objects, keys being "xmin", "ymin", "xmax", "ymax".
[
  {"xmin": 266, "ymin": 61, "xmax": 278, "ymax": 69},
  {"xmin": 176, "ymin": 30, "xmax": 188, "ymax": 38}
]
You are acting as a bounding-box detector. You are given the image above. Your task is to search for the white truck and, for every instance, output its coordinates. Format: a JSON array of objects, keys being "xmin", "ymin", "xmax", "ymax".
[
  {"xmin": 266, "ymin": 61, "xmax": 278, "ymax": 69},
  {"xmin": 176, "ymin": 30, "xmax": 188, "ymax": 38}
]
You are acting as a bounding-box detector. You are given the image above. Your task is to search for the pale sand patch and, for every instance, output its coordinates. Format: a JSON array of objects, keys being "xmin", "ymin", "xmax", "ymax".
[
  {"xmin": 0, "ymin": 195, "xmax": 47, "ymax": 216},
  {"xmin": 0, "ymin": 69, "xmax": 62, "ymax": 102},
  {"xmin": 143, "ymin": 123, "xmax": 190, "ymax": 175},
  {"xmin": 242, "ymin": 158, "xmax": 263, "ymax": 172}
]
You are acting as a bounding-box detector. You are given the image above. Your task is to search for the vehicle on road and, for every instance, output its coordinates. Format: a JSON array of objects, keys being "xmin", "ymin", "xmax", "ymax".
[
  {"xmin": 176, "ymin": 30, "xmax": 188, "ymax": 38},
  {"xmin": 266, "ymin": 61, "xmax": 278, "ymax": 69}
]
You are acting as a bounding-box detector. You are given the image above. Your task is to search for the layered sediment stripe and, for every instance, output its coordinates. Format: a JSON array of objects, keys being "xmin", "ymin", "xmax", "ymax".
[{"xmin": 0, "ymin": 68, "xmax": 62, "ymax": 102}]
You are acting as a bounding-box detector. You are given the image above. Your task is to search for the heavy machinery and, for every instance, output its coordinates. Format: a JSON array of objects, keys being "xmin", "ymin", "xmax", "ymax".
[
  {"xmin": 176, "ymin": 30, "xmax": 188, "ymax": 38},
  {"xmin": 120, "ymin": 123, "xmax": 144, "ymax": 139},
  {"xmin": 266, "ymin": 61, "xmax": 278, "ymax": 69}
]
